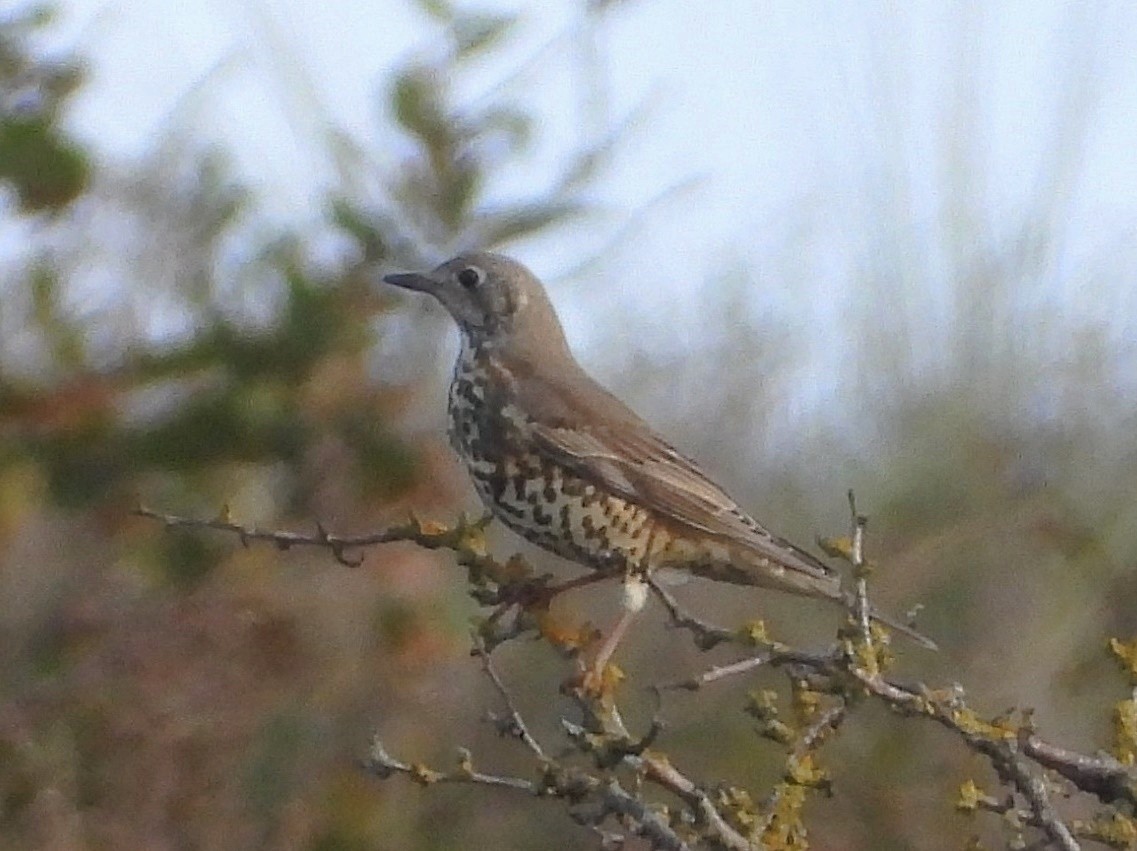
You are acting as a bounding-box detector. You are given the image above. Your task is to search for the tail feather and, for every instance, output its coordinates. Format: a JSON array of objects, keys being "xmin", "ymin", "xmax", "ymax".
[{"xmin": 679, "ymin": 547, "xmax": 937, "ymax": 650}]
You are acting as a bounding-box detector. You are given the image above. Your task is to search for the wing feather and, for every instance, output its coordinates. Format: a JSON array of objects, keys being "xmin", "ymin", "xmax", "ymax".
[
  {"xmin": 493, "ymin": 350, "xmax": 834, "ymax": 582},
  {"xmin": 531, "ymin": 422, "xmax": 833, "ymax": 579}
]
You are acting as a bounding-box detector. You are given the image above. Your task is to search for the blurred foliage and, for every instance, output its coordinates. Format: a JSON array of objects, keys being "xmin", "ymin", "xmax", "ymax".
[
  {"xmin": 0, "ymin": 3, "xmax": 617, "ymax": 849},
  {"xmin": 0, "ymin": 5, "xmax": 89, "ymax": 211}
]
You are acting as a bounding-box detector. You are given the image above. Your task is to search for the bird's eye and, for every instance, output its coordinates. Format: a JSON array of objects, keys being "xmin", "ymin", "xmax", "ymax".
[{"xmin": 457, "ymin": 267, "xmax": 484, "ymax": 289}]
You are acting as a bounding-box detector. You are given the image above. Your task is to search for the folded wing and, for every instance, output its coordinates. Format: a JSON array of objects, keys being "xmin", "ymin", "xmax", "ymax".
[{"xmin": 501, "ymin": 355, "xmax": 836, "ymax": 586}]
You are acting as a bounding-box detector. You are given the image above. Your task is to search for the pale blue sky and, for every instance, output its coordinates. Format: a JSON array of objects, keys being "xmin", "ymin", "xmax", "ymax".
[{"xmin": 36, "ymin": 0, "xmax": 1137, "ymax": 422}]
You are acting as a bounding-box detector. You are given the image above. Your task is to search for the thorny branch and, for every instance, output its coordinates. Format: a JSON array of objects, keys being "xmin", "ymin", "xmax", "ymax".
[
  {"xmin": 659, "ymin": 589, "xmax": 1135, "ymax": 850},
  {"xmin": 133, "ymin": 504, "xmax": 499, "ymax": 571},
  {"xmin": 138, "ymin": 503, "xmax": 1137, "ymax": 850},
  {"xmin": 363, "ymin": 735, "xmax": 696, "ymax": 851}
]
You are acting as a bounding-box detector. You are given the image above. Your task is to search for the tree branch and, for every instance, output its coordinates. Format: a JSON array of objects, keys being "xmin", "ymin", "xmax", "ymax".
[{"xmin": 138, "ymin": 504, "xmax": 1136, "ymax": 849}]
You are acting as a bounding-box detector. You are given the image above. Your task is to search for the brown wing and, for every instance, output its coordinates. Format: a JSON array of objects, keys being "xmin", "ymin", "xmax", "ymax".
[{"xmin": 497, "ymin": 351, "xmax": 835, "ymax": 583}]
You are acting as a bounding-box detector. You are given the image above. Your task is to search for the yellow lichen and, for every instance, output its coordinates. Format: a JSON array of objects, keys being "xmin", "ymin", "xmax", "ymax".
[
  {"xmin": 410, "ymin": 762, "xmax": 443, "ymax": 785},
  {"xmin": 1109, "ymin": 637, "xmax": 1137, "ymax": 684},
  {"xmin": 716, "ymin": 785, "xmax": 759, "ymax": 832},
  {"xmin": 738, "ymin": 619, "xmax": 772, "ymax": 645},
  {"xmin": 791, "ymin": 682, "xmax": 822, "ymax": 724},
  {"xmin": 1073, "ymin": 812, "xmax": 1137, "ymax": 849},
  {"xmin": 950, "ymin": 707, "xmax": 1017, "ymax": 741},
  {"xmin": 534, "ymin": 608, "xmax": 596, "ymax": 653},
  {"xmin": 414, "ymin": 514, "xmax": 447, "ymax": 536},
  {"xmin": 747, "ymin": 689, "xmax": 780, "ymax": 719},
  {"xmin": 1112, "ymin": 699, "xmax": 1137, "ymax": 766},
  {"xmin": 760, "ymin": 782, "xmax": 809, "ymax": 850},
  {"xmin": 747, "ymin": 690, "xmax": 794, "ymax": 744},
  {"xmin": 456, "ymin": 524, "xmax": 488, "ymax": 557},
  {"xmin": 817, "ymin": 535, "xmax": 854, "ymax": 560},
  {"xmin": 956, "ymin": 779, "xmax": 982, "ymax": 813},
  {"xmin": 1105, "ymin": 813, "xmax": 1137, "ymax": 847},
  {"xmin": 786, "ymin": 753, "xmax": 829, "ymax": 789}
]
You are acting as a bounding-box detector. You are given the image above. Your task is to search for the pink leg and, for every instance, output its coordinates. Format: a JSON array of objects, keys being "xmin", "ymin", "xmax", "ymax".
[{"xmin": 588, "ymin": 576, "xmax": 649, "ymax": 676}]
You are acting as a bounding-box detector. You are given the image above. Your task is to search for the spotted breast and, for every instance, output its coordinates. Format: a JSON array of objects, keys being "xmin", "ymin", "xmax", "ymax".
[{"xmin": 448, "ymin": 338, "xmax": 663, "ymax": 574}]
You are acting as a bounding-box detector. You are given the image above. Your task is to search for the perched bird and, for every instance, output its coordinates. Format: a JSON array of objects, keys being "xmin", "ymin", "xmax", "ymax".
[{"xmin": 383, "ymin": 252, "xmax": 933, "ymax": 667}]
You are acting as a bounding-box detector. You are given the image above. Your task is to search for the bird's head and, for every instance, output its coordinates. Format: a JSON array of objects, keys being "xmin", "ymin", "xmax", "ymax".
[{"xmin": 383, "ymin": 251, "xmax": 566, "ymax": 350}]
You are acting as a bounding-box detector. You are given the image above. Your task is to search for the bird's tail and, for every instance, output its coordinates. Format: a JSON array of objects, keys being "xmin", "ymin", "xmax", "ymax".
[{"xmin": 682, "ymin": 546, "xmax": 937, "ymax": 649}]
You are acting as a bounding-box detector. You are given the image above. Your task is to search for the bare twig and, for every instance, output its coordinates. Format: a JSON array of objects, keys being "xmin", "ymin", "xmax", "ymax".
[
  {"xmin": 1022, "ymin": 736, "xmax": 1137, "ymax": 807},
  {"xmin": 847, "ymin": 490, "xmax": 872, "ymax": 647},
  {"xmin": 647, "ymin": 576, "xmax": 745, "ymax": 650},
  {"xmin": 474, "ymin": 637, "xmax": 549, "ymax": 762},
  {"xmin": 366, "ymin": 735, "xmax": 696, "ymax": 850},
  {"xmin": 133, "ymin": 505, "xmax": 499, "ymax": 571},
  {"xmin": 794, "ymin": 702, "xmax": 848, "ymax": 758},
  {"xmin": 638, "ymin": 751, "xmax": 752, "ymax": 851},
  {"xmin": 364, "ymin": 737, "xmax": 535, "ymax": 793}
]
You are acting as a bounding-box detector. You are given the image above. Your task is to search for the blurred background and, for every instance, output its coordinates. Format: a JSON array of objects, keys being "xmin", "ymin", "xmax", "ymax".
[{"xmin": 1, "ymin": 1, "xmax": 1136, "ymax": 848}]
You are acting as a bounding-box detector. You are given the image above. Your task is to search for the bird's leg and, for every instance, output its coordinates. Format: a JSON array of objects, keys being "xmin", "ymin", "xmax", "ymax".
[
  {"xmin": 543, "ymin": 566, "xmax": 622, "ymax": 599},
  {"xmin": 587, "ymin": 574, "xmax": 649, "ymax": 683}
]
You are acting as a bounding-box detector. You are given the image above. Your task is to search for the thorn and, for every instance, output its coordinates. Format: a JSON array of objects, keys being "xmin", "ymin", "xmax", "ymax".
[
  {"xmin": 455, "ymin": 747, "xmax": 474, "ymax": 777},
  {"xmin": 331, "ymin": 542, "xmax": 363, "ymax": 568},
  {"xmin": 905, "ymin": 603, "xmax": 925, "ymax": 626}
]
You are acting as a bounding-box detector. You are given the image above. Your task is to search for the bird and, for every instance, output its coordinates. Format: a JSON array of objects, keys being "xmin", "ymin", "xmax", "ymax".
[{"xmin": 382, "ymin": 251, "xmax": 934, "ymax": 670}]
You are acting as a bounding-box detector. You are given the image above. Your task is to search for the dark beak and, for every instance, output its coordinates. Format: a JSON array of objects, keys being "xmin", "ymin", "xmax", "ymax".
[{"xmin": 382, "ymin": 271, "xmax": 439, "ymax": 293}]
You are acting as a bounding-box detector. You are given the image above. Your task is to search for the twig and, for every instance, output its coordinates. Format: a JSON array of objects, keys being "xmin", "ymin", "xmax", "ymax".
[
  {"xmin": 562, "ymin": 719, "xmax": 754, "ymax": 851},
  {"xmin": 638, "ymin": 752, "xmax": 752, "ymax": 851},
  {"xmin": 589, "ymin": 776, "xmax": 694, "ymax": 851},
  {"xmin": 364, "ymin": 737, "xmax": 535, "ymax": 793},
  {"xmin": 847, "ymin": 490, "xmax": 872, "ymax": 647},
  {"xmin": 133, "ymin": 505, "xmax": 499, "ymax": 571},
  {"xmin": 794, "ymin": 702, "xmax": 848, "ymax": 758},
  {"xmin": 366, "ymin": 736, "xmax": 695, "ymax": 850},
  {"xmin": 649, "ymin": 576, "xmax": 832, "ymax": 691},
  {"xmin": 1021, "ymin": 736, "xmax": 1137, "ymax": 808},
  {"xmin": 474, "ymin": 637, "xmax": 549, "ymax": 762},
  {"xmin": 647, "ymin": 576, "xmax": 745, "ymax": 650},
  {"xmin": 842, "ymin": 668, "xmax": 1079, "ymax": 849}
]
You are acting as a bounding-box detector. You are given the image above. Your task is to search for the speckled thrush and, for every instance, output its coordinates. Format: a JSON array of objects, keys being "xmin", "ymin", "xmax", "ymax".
[{"xmin": 382, "ymin": 252, "xmax": 934, "ymax": 666}]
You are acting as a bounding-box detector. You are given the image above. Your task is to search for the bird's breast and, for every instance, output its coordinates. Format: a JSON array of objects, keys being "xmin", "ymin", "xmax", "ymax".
[
  {"xmin": 444, "ymin": 347, "xmax": 736, "ymax": 576},
  {"xmin": 447, "ymin": 344, "xmax": 491, "ymax": 453},
  {"xmin": 486, "ymin": 452, "xmax": 660, "ymax": 571}
]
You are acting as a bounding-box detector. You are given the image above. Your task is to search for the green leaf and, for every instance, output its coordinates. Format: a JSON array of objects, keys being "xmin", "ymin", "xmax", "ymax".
[
  {"xmin": 415, "ymin": 0, "xmax": 452, "ymax": 21},
  {"xmin": 453, "ymin": 13, "xmax": 515, "ymax": 59},
  {"xmin": 0, "ymin": 117, "xmax": 90, "ymax": 212},
  {"xmin": 474, "ymin": 201, "xmax": 589, "ymax": 246},
  {"xmin": 330, "ymin": 198, "xmax": 389, "ymax": 263},
  {"xmin": 391, "ymin": 67, "xmax": 448, "ymax": 142}
]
